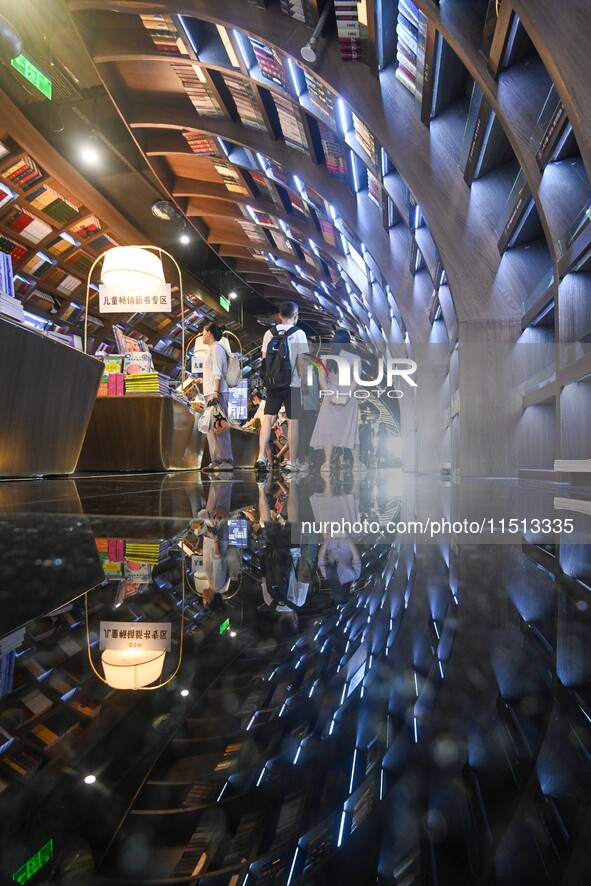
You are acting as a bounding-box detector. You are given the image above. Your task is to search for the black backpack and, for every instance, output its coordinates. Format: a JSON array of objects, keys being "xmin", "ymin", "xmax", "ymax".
[{"xmin": 264, "ymin": 326, "xmax": 298, "ymax": 392}]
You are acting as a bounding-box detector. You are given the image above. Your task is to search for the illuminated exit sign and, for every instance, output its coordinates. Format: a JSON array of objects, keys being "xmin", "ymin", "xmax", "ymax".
[
  {"xmin": 13, "ymin": 839, "xmax": 53, "ymax": 884},
  {"xmin": 219, "ymin": 618, "xmax": 230, "ymax": 635},
  {"xmin": 10, "ymin": 55, "xmax": 52, "ymax": 100},
  {"xmin": 219, "ymin": 295, "xmax": 230, "ymax": 312}
]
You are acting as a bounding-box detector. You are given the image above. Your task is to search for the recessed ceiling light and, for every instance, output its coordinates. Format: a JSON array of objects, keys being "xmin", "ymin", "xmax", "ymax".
[
  {"xmin": 84, "ymin": 774, "xmax": 96, "ymax": 784},
  {"xmin": 180, "ymin": 234, "xmax": 190, "ymax": 244},
  {"xmin": 180, "ymin": 689, "xmax": 189, "ymax": 697},
  {"xmin": 229, "ymin": 291, "xmax": 238, "ymax": 300},
  {"xmin": 80, "ymin": 139, "xmax": 100, "ymax": 164}
]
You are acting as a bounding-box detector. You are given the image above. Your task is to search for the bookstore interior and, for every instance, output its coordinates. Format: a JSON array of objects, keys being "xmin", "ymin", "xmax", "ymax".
[{"xmin": 1, "ymin": 0, "xmax": 591, "ymax": 883}]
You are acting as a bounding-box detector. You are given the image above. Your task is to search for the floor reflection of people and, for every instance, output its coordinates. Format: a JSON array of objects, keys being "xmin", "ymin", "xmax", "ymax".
[
  {"xmin": 318, "ymin": 536, "xmax": 361, "ymax": 605},
  {"xmin": 310, "ymin": 474, "xmax": 362, "ymax": 604},
  {"xmin": 195, "ymin": 480, "xmax": 234, "ymax": 608},
  {"xmin": 258, "ymin": 473, "xmax": 300, "ymax": 525},
  {"xmin": 259, "ymin": 524, "xmax": 314, "ymax": 636}
]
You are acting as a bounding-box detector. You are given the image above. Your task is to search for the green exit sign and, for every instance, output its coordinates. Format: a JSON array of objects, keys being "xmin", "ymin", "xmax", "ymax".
[
  {"xmin": 219, "ymin": 295, "xmax": 231, "ymax": 312},
  {"xmin": 10, "ymin": 55, "xmax": 52, "ymax": 100},
  {"xmin": 219, "ymin": 618, "xmax": 230, "ymax": 635},
  {"xmin": 13, "ymin": 839, "xmax": 53, "ymax": 884}
]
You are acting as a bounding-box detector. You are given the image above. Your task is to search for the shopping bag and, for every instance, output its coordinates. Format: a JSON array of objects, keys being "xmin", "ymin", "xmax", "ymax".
[{"xmin": 198, "ymin": 405, "xmax": 214, "ymax": 433}]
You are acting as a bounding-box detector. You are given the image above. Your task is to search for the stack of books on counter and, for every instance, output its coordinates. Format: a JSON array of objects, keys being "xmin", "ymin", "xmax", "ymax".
[
  {"xmin": 125, "ymin": 540, "xmax": 170, "ymax": 565},
  {"xmin": 125, "ymin": 372, "xmax": 169, "ymax": 394},
  {"xmin": 0, "ymin": 292, "xmax": 24, "ymax": 323}
]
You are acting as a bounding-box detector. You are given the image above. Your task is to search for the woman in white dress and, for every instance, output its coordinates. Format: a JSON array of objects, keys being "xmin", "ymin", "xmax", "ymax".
[{"xmin": 309, "ymin": 330, "xmax": 364, "ymax": 474}]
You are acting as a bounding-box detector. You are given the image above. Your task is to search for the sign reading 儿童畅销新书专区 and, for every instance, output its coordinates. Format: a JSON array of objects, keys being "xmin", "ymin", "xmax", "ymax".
[
  {"xmin": 99, "ymin": 622, "xmax": 171, "ymax": 651},
  {"xmin": 98, "ymin": 283, "xmax": 171, "ymax": 313}
]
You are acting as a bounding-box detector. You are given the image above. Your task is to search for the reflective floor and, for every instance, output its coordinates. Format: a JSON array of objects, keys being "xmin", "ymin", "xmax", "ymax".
[{"xmin": 1, "ymin": 470, "xmax": 590, "ymax": 884}]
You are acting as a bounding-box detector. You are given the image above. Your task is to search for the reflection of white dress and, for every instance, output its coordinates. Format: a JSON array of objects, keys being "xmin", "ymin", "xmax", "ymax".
[
  {"xmin": 309, "ymin": 350, "xmax": 359, "ymax": 450},
  {"xmin": 310, "ymin": 493, "xmax": 359, "ymax": 528}
]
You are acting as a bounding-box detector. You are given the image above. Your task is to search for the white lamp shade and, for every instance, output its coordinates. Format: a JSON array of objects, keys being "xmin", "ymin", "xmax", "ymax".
[
  {"xmin": 101, "ymin": 648, "xmax": 166, "ymax": 689},
  {"xmin": 101, "ymin": 246, "xmax": 166, "ymax": 298}
]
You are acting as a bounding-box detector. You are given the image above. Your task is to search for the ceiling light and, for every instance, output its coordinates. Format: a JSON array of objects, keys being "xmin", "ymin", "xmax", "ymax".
[
  {"xmin": 180, "ymin": 233, "xmax": 190, "ymax": 244},
  {"xmin": 229, "ymin": 291, "xmax": 238, "ymax": 300},
  {"xmin": 180, "ymin": 689, "xmax": 189, "ymax": 697},
  {"xmin": 84, "ymin": 774, "xmax": 96, "ymax": 784},
  {"xmin": 80, "ymin": 136, "xmax": 100, "ymax": 165}
]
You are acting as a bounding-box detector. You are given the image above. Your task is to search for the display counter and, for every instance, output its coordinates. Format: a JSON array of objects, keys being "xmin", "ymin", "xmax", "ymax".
[
  {"xmin": 202, "ymin": 426, "xmax": 259, "ymax": 469},
  {"xmin": 0, "ymin": 317, "xmax": 103, "ymax": 477},
  {"xmin": 76, "ymin": 394, "xmax": 204, "ymax": 472}
]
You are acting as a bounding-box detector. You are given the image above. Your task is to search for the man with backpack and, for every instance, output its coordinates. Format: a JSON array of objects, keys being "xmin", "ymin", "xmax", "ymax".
[{"xmin": 255, "ymin": 300, "xmax": 310, "ymax": 474}]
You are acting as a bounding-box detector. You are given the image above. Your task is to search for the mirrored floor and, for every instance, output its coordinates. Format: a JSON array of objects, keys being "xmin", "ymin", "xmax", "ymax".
[{"xmin": 1, "ymin": 471, "xmax": 590, "ymax": 885}]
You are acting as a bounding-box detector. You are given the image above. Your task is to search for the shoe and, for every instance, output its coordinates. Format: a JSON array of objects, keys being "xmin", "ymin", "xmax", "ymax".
[
  {"xmin": 213, "ymin": 461, "xmax": 234, "ymax": 472},
  {"xmin": 284, "ymin": 459, "xmax": 308, "ymax": 473},
  {"xmin": 255, "ymin": 456, "xmax": 270, "ymax": 472}
]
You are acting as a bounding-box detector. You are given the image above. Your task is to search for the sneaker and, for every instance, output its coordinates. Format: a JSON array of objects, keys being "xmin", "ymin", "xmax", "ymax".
[
  {"xmin": 213, "ymin": 460, "xmax": 234, "ymax": 472},
  {"xmin": 255, "ymin": 456, "xmax": 270, "ymax": 472},
  {"xmin": 283, "ymin": 459, "xmax": 308, "ymax": 473}
]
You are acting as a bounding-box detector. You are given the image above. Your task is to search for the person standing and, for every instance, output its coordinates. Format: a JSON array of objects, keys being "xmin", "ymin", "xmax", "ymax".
[
  {"xmin": 256, "ymin": 301, "xmax": 309, "ymax": 474},
  {"xmin": 309, "ymin": 330, "xmax": 364, "ymax": 474},
  {"xmin": 201, "ymin": 321, "xmax": 233, "ymax": 472}
]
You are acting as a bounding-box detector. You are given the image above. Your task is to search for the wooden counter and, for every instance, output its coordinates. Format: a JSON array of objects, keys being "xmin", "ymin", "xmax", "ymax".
[
  {"xmin": 76, "ymin": 394, "xmax": 204, "ymax": 472},
  {"xmin": 0, "ymin": 317, "xmax": 103, "ymax": 477}
]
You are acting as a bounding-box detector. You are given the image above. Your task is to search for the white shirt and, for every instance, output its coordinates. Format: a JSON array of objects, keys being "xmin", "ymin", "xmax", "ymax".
[
  {"xmin": 319, "ymin": 541, "xmax": 361, "ymax": 585},
  {"xmin": 202, "ymin": 340, "xmax": 230, "ymax": 397},
  {"xmin": 262, "ymin": 323, "xmax": 309, "ymax": 388}
]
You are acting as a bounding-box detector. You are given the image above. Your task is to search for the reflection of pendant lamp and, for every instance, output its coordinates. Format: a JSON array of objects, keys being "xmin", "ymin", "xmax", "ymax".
[
  {"xmin": 84, "ymin": 560, "xmax": 185, "ymax": 691},
  {"xmin": 101, "ymin": 648, "xmax": 166, "ymax": 690},
  {"xmin": 83, "ymin": 245, "xmax": 186, "ymax": 383}
]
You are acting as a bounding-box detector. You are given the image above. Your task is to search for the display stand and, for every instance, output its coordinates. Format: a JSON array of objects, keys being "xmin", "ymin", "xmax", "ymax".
[
  {"xmin": 76, "ymin": 394, "xmax": 203, "ymax": 472},
  {"xmin": 0, "ymin": 317, "xmax": 103, "ymax": 477}
]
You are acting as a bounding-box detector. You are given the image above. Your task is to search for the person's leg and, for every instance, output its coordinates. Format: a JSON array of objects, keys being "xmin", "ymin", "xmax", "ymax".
[
  {"xmin": 322, "ymin": 445, "xmax": 333, "ymax": 472},
  {"xmin": 215, "ymin": 393, "xmax": 232, "ymax": 465},
  {"xmin": 258, "ymin": 414, "xmax": 276, "ymax": 460},
  {"xmin": 287, "ymin": 417, "xmax": 299, "ymax": 463}
]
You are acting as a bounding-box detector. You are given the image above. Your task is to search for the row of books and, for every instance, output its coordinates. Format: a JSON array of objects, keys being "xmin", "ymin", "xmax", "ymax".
[
  {"xmin": 273, "ymin": 94, "xmax": 310, "ymax": 153},
  {"xmin": 0, "ymin": 250, "xmax": 14, "ymax": 297},
  {"xmin": 0, "ymin": 234, "xmax": 27, "ymax": 263},
  {"xmin": 225, "ymin": 73, "xmax": 267, "ymax": 132},
  {"xmin": 1, "ymin": 154, "xmax": 44, "ymax": 191},
  {"xmin": 0, "ymin": 180, "xmax": 17, "ymax": 211},
  {"xmin": 0, "ymin": 202, "xmax": 52, "ymax": 244},
  {"xmin": 280, "ymin": 0, "xmax": 315, "ymax": 27},
  {"xmin": 21, "ymin": 251, "xmax": 54, "ymax": 280},
  {"xmin": 140, "ymin": 13, "xmax": 190, "ymax": 56},
  {"xmin": 396, "ymin": 0, "xmax": 420, "ymax": 95},
  {"xmin": 182, "ymin": 130, "xmax": 221, "ymax": 156},
  {"xmin": 172, "ymin": 62, "xmax": 226, "ymax": 118},
  {"xmin": 335, "ymin": 0, "xmax": 369, "ymax": 63},
  {"xmin": 26, "ymin": 184, "xmax": 79, "ymax": 224},
  {"xmin": 318, "ymin": 122, "xmax": 348, "ymax": 182},
  {"xmin": 213, "ymin": 159, "xmax": 250, "ymax": 196},
  {"xmin": 248, "ymin": 38, "xmax": 290, "ymax": 91},
  {"xmin": 304, "ymin": 70, "xmax": 336, "ymax": 124},
  {"xmin": 352, "ymin": 112, "xmax": 379, "ymax": 167}
]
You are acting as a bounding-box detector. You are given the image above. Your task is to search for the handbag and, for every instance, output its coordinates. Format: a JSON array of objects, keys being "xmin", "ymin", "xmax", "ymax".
[
  {"xmin": 211, "ymin": 402, "xmax": 230, "ymax": 434},
  {"xmin": 198, "ymin": 405, "xmax": 214, "ymax": 433}
]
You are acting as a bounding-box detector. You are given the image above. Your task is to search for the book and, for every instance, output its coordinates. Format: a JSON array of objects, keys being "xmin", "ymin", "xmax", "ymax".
[
  {"xmin": 123, "ymin": 352, "xmax": 153, "ymax": 375},
  {"xmin": 68, "ymin": 690, "xmax": 101, "ymax": 719}
]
